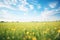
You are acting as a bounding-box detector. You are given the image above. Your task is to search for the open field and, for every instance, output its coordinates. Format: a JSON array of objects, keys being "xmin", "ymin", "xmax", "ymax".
[{"xmin": 0, "ymin": 21, "xmax": 60, "ymax": 40}]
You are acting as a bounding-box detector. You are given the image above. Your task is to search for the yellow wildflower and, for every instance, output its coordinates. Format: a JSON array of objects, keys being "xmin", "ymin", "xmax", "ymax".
[
  {"xmin": 11, "ymin": 28, "xmax": 16, "ymax": 31},
  {"xmin": 47, "ymin": 29, "xmax": 49, "ymax": 31},
  {"xmin": 43, "ymin": 31, "xmax": 47, "ymax": 34},
  {"xmin": 32, "ymin": 32, "xmax": 35, "ymax": 35},
  {"xmin": 26, "ymin": 32, "xmax": 29, "ymax": 34},
  {"xmin": 57, "ymin": 29, "xmax": 60, "ymax": 33},
  {"xmin": 54, "ymin": 27, "xmax": 57, "ymax": 29},
  {"xmin": 32, "ymin": 37, "xmax": 37, "ymax": 40},
  {"xmin": 43, "ymin": 29, "xmax": 49, "ymax": 34}
]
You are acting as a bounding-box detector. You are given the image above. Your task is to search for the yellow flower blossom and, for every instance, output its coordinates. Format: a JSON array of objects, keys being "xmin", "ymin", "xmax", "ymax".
[
  {"xmin": 11, "ymin": 28, "xmax": 16, "ymax": 31},
  {"xmin": 47, "ymin": 29, "xmax": 50, "ymax": 31},
  {"xmin": 43, "ymin": 29, "xmax": 49, "ymax": 34},
  {"xmin": 44, "ymin": 31, "xmax": 47, "ymax": 34},
  {"xmin": 32, "ymin": 37, "xmax": 37, "ymax": 40},
  {"xmin": 26, "ymin": 32, "xmax": 29, "ymax": 34},
  {"xmin": 57, "ymin": 29, "xmax": 60, "ymax": 33},
  {"xmin": 54, "ymin": 27, "xmax": 57, "ymax": 29}
]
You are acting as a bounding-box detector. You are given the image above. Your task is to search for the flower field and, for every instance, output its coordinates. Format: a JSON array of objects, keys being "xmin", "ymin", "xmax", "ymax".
[{"xmin": 0, "ymin": 21, "xmax": 60, "ymax": 40}]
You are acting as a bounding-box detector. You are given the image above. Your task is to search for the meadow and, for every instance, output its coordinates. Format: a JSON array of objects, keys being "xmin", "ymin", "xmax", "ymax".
[{"xmin": 0, "ymin": 21, "xmax": 60, "ymax": 40}]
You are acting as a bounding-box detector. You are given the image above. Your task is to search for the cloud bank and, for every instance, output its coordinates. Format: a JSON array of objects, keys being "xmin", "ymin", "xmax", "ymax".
[{"xmin": 0, "ymin": 0, "xmax": 60, "ymax": 22}]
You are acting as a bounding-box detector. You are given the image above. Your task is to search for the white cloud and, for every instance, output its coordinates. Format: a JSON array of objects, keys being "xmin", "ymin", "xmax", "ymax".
[
  {"xmin": 4, "ymin": 0, "xmax": 11, "ymax": 5},
  {"xmin": 18, "ymin": 0, "xmax": 34, "ymax": 12},
  {"xmin": 21, "ymin": 0, "xmax": 29, "ymax": 5},
  {"xmin": 0, "ymin": 10, "xmax": 19, "ymax": 21},
  {"xmin": 19, "ymin": 5, "xmax": 28, "ymax": 12},
  {"xmin": 18, "ymin": 0, "xmax": 29, "ymax": 7},
  {"xmin": 49, "ymin": 2, "xmax": 57, "ymax": 8},
  {"xmin": 29, "ymin": 5, "xmax": 34, "ymax": 10},
  {"xmin": 18, "ymin": 0, "xmax": 29, "ymax": 12},
  {"xmin": 4, "ymin": 0, "xmax": 17, "ymax": 5},
  {"xmin": 11, "ymin": 0, "xmax": 17, "ymax": 4},
  {"xmin": 0, "ymin": 0, "xmax": 34, "ymax": 12},
  {"xmin": 0, "ymin": 2, "xmax": 16, "ymax": 10},
  {"xmin": 0, "ymin": 0, "xmax": 28, "ymax": 11},
  {"xmin": 40, "ymin": 9, "xmax": 53, "ymax": 17},
  {"xmin": 0, "ymin": 0, "xmax": 60, "ymax": 22},
  {"xmin": 0, "ymin": 10, "xmax": 32, "ymax": 22},
  {"xmin": 38, "ymin": 8, "xmax": 60, "ymax": 21},
  {"xmin": 0, "ymin": 7, "xmax": 60, "ymax": 22}
]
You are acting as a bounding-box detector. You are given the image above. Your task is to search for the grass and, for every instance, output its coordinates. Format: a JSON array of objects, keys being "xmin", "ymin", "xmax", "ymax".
[{"xmin": 0, "ymin": 21, "xmax": 60, "ymax": 40}]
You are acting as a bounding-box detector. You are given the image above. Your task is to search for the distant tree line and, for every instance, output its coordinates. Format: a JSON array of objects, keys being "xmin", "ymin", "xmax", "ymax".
[
  {"xmin": 0, "ymin": 20, "xmax": 60, "ymax": 23},
  {"xmin": 0, "ymin": 21, "xmax": 5, "ymax": 23}
]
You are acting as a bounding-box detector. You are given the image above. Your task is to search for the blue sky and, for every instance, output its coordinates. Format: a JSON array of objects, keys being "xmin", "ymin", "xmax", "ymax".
[{"xmin": 0, "ymin": 0, "xmax": 60, "ymax": 22}]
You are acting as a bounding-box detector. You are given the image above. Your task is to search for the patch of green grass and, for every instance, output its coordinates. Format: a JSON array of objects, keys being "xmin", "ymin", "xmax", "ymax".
[{"xmin": 0, "ymin": 22, "xmax": 60, "ymax": 40}]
